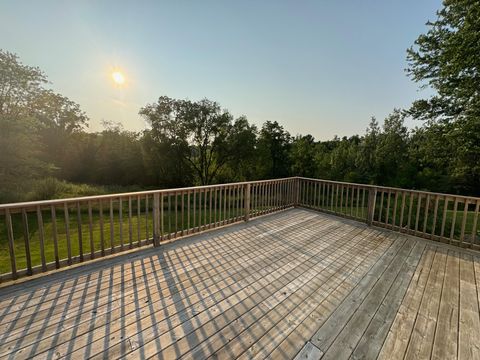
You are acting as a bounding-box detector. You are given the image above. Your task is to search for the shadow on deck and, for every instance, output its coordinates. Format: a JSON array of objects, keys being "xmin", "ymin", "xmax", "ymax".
[{"xmin": 0, "ymin": 208, "xmax": 479, "ymax": 359}]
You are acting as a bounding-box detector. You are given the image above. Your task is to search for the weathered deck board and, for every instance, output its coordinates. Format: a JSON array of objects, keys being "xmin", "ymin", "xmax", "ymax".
[{"xmin": 0, "ymin": 208, "xmax": 479, "ymax": 360}]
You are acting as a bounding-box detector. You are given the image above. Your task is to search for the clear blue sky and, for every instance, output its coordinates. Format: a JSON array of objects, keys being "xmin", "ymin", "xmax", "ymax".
[{"xmin": 0, "ymin": 0, "xmax": 441, "ymax": 140}]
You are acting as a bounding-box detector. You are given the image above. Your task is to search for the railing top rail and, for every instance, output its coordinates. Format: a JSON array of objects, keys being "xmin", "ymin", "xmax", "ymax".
[
  {"xmin": 297, "ymin": 177, "xmax": 480, "ymax": 202},
  {"xmin": 1, "ymin": 176, "xmax": 478, "ymax": 212},
  {"xmin": 0, "ymin": 177, "xmax": 294, "ymax": 211}
]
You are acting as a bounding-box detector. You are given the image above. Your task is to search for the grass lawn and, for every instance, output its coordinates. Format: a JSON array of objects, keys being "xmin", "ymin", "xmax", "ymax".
[{"xmin": 0, "ymin": 205, "xmax": 248, "ymax": 275}]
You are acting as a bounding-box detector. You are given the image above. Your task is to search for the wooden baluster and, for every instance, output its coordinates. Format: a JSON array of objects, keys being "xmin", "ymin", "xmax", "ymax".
[
  {"xmin": 431, "ymin": 195, "xmax": 440, "ymax": 239},
  {"xmin": 36, "ymin": 206, "xmax": 47, "ymax": 271},
  {"xmin": 145, "ymin": 195, "xmax": 149, "ymax": 242},
  {"xmin": 209, "ymin": 188, "xmax": 213, "ymax": 226},
  {"xmin": 399, "ymin": 192, "xmax": 406, "ymax": 231},
  {"xmin": 198, "ymin": 189, "xmax": 202, "ymax": 230},
  {"xmin": 136, "ymin": 195, "xmax": 141, "ymax": 245},
  {"xmin": 88, "ymin": 201, "xmax": 94, "ymax": 258},
  {"xmin": 361, "ymin": 188, "xmax": 366, "ymax": 219},
  {"xmin": 340, "ymin": 185, "xmax": 344, "ymax": 215},
  {"xmin": 99, "ymin": 200, "xmax": 105, "ymax": 255},
  {"xmin": 349, "ymin": 186, "xmax": 354, "ymax": 216},
  {"xmin": 193, "ymin": 189, "xmax": 196, "ymax": 232},
  {"xmin": 414, "ymin": 194, "xmax": 422, "ymax": 235},
  {"xmin": 391, "ymin": 191, "xmax": 398, "ymax": 229},
  {"xmin": 449, "ymin": 197, "xmax": 459, "ymax": 243},
  {"xmin": 236, "ymin": 185, "xmax": 240, "ymax": 219},
  {"xmin": 329, "ymin": 183, "xmax": 333, "ymax": 210},
  {"xmin": 168, "ymin": 193, "xmax": 172, "ymax": 238},
  {"xmin": 257, "ymin": 183, "xmax": 263, "ymax": 215},
  {"xmin": 5, "ymin": 209, "xmax": 17, "ymax": 278},
  {"xmin": 385, "ymin": 191, "xmax": 391, "ymax": 226},
  {"xmin": 77, "ymin": 202, "xmax": 84, "ymax": 260},
  {"xmin": 407, "ymin": 192, "xmax": 414, "ymax": 233},
  {"xmin": 250, "ymin": 184, "xmax": 254, "ymax": 216},
  {"xmin": 460, "ymin": 199, "xmax": 469, "ymax": 245},
  {"xmin": 350, "ymin": 186, "xmax": 355, "ymax": 216},
  {"xmin": 174, "ymin": 192, "xmax": 178, "ymax": 238},
  {"xmin": 214, "ymin": 187, "xmax": 218, "ymax": 226},
  {"xmin": 272, "ymin": 181, "xmax": 276, "ymax": 210},
  {"xmin": 21, "ymin": 209, "xmax": 32, "ymax": 275},
  {"xmin": 270, "ymin": 182, "xmax": 274, "ymax": 211},
  {"xmin": 367, "ymin": 187, "xmax": 377, "ymax": 226},
  {"xmin": 422, "ymin": 194, "xmax": 430, "ymax": 235},
  {"xmin": 278, "ymin": 181, "xmax": 281, "ymax": 209},
  {"xmin": 245, "ymin": 183, "xmax": 251, "ymax": 221},
  {"xmin": 181, "ymin": 191, "xmax": 185, "ymax": 236},
  {"xmin": 64, "ymin": 203, "xmax": 72, "ymax": 264},
  {"xmin": 50, "ymin": 206, "xmax": 60, "ymax": 268},
  {"xmin": 160, "ymin": 193, "xmax": 164, "ymax": 241},
  {"xmin": 272, "ymin": 181, "xmax": 278, "ymax": 212},
  {"xmin": 187, "ymin": 190, "xmax": 191, "ymax": 233},
  {"xmin": 128, "ymin": 197, "xmax": 133, "ymax": 247},
  {"xmin": 109, "ymin": 199, "xmax": 114, "ymax": 252},
  {"xmin": 203, "ymin": 188, "xmax": 207, "ymax": 228},
  {"xmin": 355, "ymin": 187, "xmax": 361, "ymax": 219},
  {"xmin": 335, "ymin": 184, "xmax": 340, "ymax": 213},
  {"xmin": 276, "ymin": 181, "xmax": 280, "ymax": 209},
  {"xmin": 378, "ymin": 191, "xmax": 384, "ymax": 223},
  {"xmin": 153, "ymin": 193, "xmax": 160, "ymax": 247},
  {"xmin": 321, "ymin": 182, "xmax": 326, "ymax": 208},
  {"xmin": 440, "ymin": 197, "xmax": 449, "ymax": 240},
  {"xmin": 260, "ymin": 182, "xmax": 264, "ymax": 213},
  {"xmin": 118, "ymin": 198, "xmax": 123, "ymax": 251},
  {"xmin": 346, "ymin": 185, "xmax": 350, "ymax": 214},
  {"xmin": 224, "ymin": 185, "xmax": 228, "ymax": 221}
]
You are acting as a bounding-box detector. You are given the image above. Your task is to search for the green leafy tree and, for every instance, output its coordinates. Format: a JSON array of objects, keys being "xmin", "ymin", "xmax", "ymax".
[
  {"xmin": 140, "ymin": 96, "xmax": 248, "ymax": 185},
  {"xmin": 257, "ymin": 121, "xmax": 292, "ymax": 178},
  {"xmin": 290, "ymin": 134, "xmax": 317, "ymax": 177},
  {"xmin": 0, "ymin": 50, "xmax": 48, "ymax": 200},
  {"xmin": 407, "ymin": 0, "xmax": 480, "ymax": 194},
  {"xmin": 375, "ymin": 110, "xmax": 411, "ymax": 187},
  {"xmin": 220, "ymin": 116, "xmax": 258, "ymax": 182}
]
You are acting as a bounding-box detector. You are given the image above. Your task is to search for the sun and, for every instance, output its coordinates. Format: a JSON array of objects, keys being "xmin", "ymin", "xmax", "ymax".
[{"xmin": 111, "ymin": 71, "xmax": 125, "ymax": 85}]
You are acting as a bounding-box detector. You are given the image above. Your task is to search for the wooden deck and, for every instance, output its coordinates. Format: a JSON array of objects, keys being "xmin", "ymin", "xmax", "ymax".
[{"xmin": 0, "ymin": 208, "xmax": 479, "ymax": 359}]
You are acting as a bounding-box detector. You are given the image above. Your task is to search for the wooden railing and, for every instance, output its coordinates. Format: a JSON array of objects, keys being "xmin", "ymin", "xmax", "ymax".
[
  {"xmin": 297, "ymin": 177, "xmax": 480, "ymax": 250},
  {"xmin": 0, "ymin": 178, "xmax": 296, "ymax": 282},
  {"xmin": 1, "ymin": 176, "xmax": 479, "ymax": 282}
]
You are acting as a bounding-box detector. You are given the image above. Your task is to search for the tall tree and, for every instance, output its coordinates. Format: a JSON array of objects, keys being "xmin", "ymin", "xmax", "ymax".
[
  {"xmin": 140, "ymin": 96, "xmax": 249, "ymax": 185},
  {"xmin": 0, "ymin": 50, "xmax": 46, "ymax": 117},
  {"xmin": 406, "ymin": 0, "xmax": 480, "ymax": 194},
  {"xmin": 257, "ymin": 121, "xmax": 292, "ymax": 179},
  {"xmin": 290, "ymin": 134, "xmax": 317, "ymax": 177},
  {"xmin": 0, "ymin": 50, "xmax": 48, "ymax": 200},
  {"xmin": 221, "ymin": 116, "xmax": 258, "ymax": 182},
  {"xmin": 407, "ymin": 0, "xmax": 480, "ymax": 122}
]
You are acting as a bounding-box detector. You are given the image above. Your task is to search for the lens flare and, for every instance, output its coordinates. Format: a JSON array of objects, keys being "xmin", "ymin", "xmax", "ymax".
[{"xmin": 111, "ymin": 71, "xmax": 125, "ymax": 85}]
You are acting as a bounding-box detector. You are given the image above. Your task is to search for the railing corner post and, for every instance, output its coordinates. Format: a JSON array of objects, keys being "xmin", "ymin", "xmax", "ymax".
[
  {"xmin": 244, "ymin": 183, "xmax": 251, "ymax": 222},
  {"xmin": 367, "ymin": 187, "xmax": 377, "ymax": 226},
  {"xmin": 153, "ymin": 193, "xmax": 160, "ymax": 247}
]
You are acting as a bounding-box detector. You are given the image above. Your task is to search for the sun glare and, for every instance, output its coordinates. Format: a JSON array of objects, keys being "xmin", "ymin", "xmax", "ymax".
[{"xmin": 111, "ymin": 71, "xmax": 125, "ymax": 85}]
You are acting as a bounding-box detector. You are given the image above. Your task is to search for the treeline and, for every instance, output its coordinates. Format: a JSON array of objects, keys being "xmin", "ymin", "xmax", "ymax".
[{"xmin": 1, "ymin": 47, "xmax": 479, "ymax": 202}]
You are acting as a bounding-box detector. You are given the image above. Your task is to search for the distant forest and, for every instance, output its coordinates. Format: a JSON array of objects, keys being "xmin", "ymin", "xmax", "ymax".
[{"xmin": 0, "ymin": 1, "xmax": 479, "ymax": 202}]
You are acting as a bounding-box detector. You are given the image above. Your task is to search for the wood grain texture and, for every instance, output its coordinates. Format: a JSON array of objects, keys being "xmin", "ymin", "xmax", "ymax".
[{"xmin": 0, "ymin": 208, "xmax": 479, "ymax": 360}]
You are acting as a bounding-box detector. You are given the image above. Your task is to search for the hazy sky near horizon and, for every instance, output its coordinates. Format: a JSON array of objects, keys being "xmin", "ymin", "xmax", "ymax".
[{"xmin": 1, "ymin": 0, "xmax": 441, "ymax": 140}]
